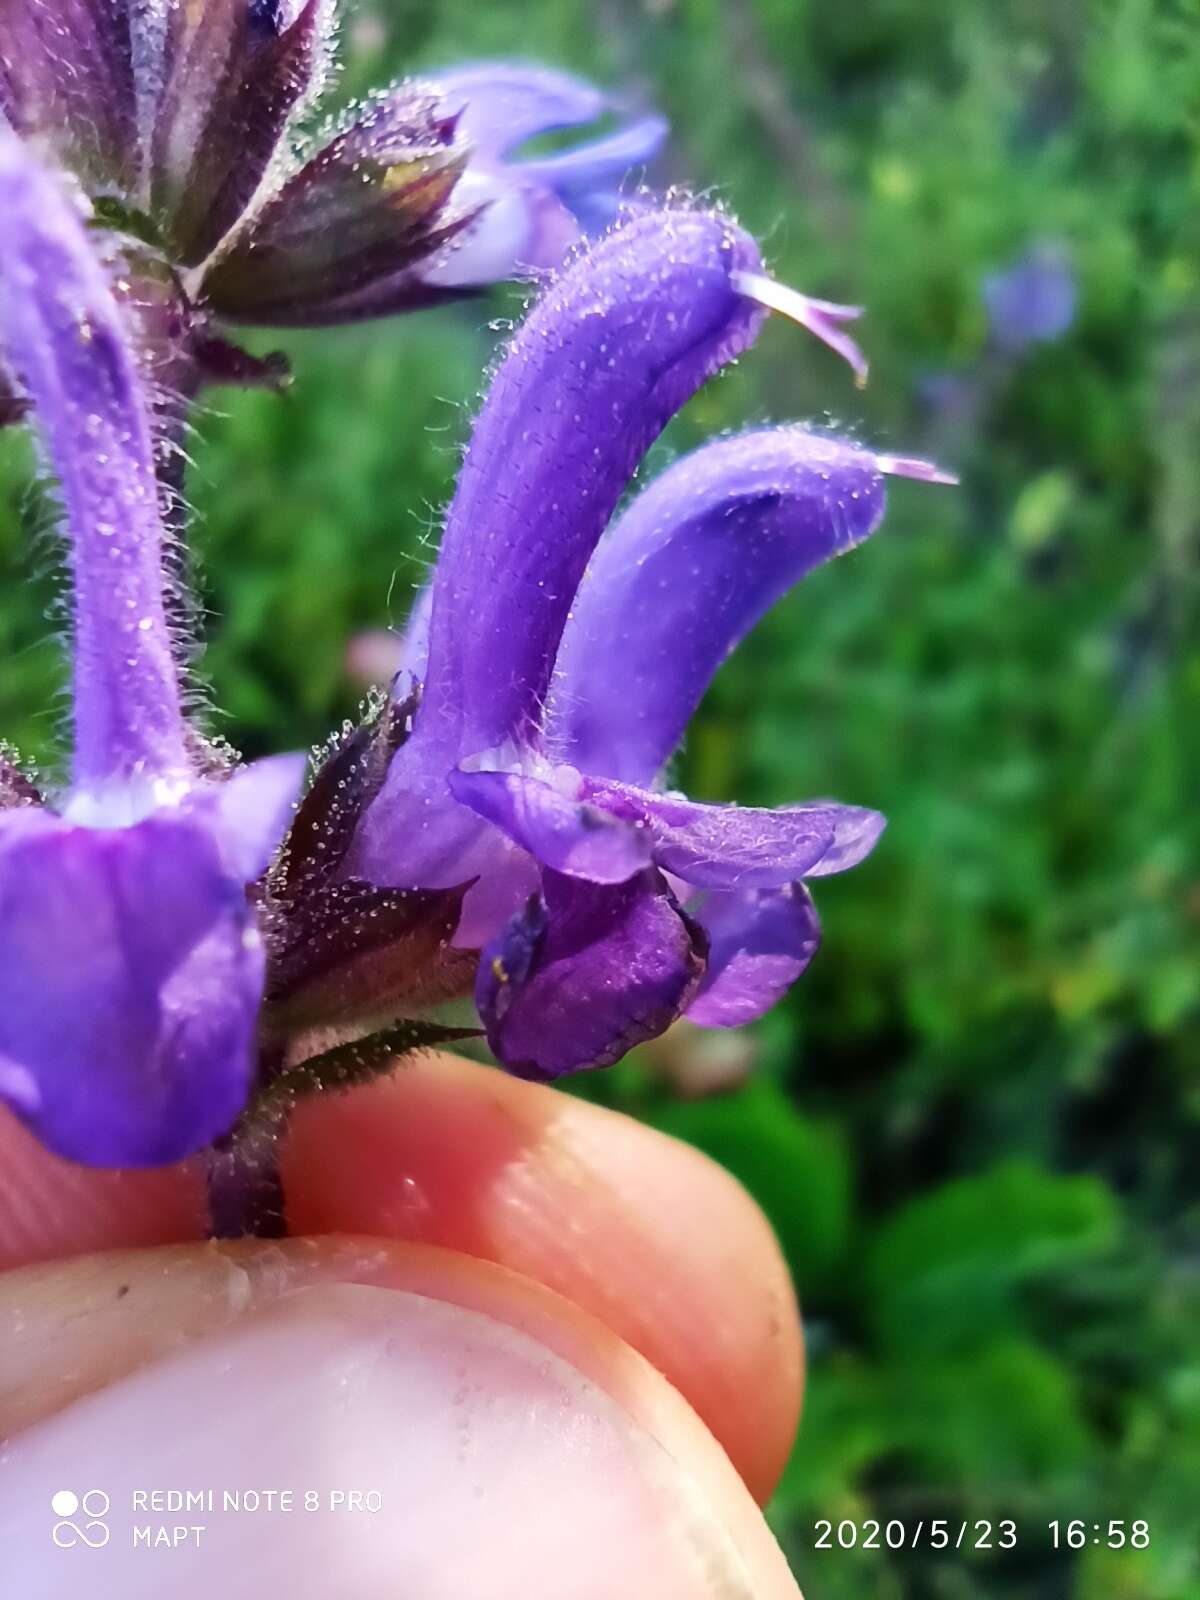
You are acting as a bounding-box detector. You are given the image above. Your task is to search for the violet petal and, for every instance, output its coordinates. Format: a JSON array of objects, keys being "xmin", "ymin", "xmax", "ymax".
[
  {"xmin": 686, "ymin": 884, "xmax": 821, "ymax": 1028},
  {"xmin": 581, "ymin": 776, "xmax": 886, "ymax": 889},
  {"xmin": 448, "ymin": 767, "xmax": 652, "ymax": 884},
  {"xmin": 0, "ymin": 138, "xmax": 304, "ymax": 1168},
  {"xmin": 351, "ymin": 209, "xmax": 765, "ymax": 885},
  {"xmin": 519, "ymin": 113, "xmax": 668, "ymax": 237},
  {"xmin": 428, "ymin": 63, "xmax": 609, "ymax": 154},
  {"xmin": 419, "ymin": 64, "xmax": 667, "ymax": 283},
  {"xmin": 0, "ymin": 134, "xmax": 187, "ymax": 791},
  {"xmin": 548, "ymin": 428, "xmax": 889, "ymax": 783},
  {"xmin": 417, "ymin": 206, "xmax": 765, "ymax": 753},
  {"xmin": 414, "ymin": 165, "xmax": 576, "ymax": 288},
  {"xmin": 328, "ymin": 715, "xmax": 530, "ymax": 951},
  {"xmin": 478, "ymin": 869, "xmax": 707, "ymax": 1080},
  {"xmin": 0, "ymin": 0, "xmax": 137, "ymax": 190},
  {"xmin": 203, "ymin": 752, "xmax": 305, "ymax": 880},
  {"xmin": 367, "ymin": 209, "xmax": 763, "ymax": 790},
  {"xmin": 398, "ymin": 581, "xmax": 434, "ymax": 681},
  {"xmin": 447, "ymin": 107, "xmax": 666, "ymax": 286},
  {"xmin": 0, "ymin": 807, "xmax": 265, "ymax": 1166},
  {"xmin": 800, "ymin": 805, "xmax": 888, "ymax": 877}
]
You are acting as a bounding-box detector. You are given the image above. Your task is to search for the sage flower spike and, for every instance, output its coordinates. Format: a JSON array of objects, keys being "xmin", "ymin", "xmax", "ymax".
[
  {"xmin": 0, "ymin": 135, "xmax": 302, "ymax": 1166},
  {"xmin": 339, "ymin": 207, "xmax": 952, "ymax": 1080}
]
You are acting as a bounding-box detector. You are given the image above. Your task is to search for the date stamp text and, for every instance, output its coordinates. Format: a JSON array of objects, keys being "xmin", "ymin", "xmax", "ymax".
[{"xmin": 811, "ymin": 1519, "xmax": 1150, "ymax": 1553}]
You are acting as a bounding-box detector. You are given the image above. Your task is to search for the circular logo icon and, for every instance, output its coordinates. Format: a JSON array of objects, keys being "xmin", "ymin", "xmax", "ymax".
[{"xmin": 51, "ymin": 1489, "xmax": 110, "ymax": 1549}]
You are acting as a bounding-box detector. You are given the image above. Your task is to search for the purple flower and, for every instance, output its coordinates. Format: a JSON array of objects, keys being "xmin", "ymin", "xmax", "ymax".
[
  {"xmin": 411, "ymin": 64, "xmax": 667, "ymax": 289},
  {"xmin": 983, "ymin": 245, "xmax": 1077, "ymax": 355},
  {"xmin": 344, "ymin": 206, "xmax": 951, "ymax": 1081},
  {"xmin": 0, "ymin": 134, "xmax": 302, "ymax": 1165},
  {"xmin": 0, "ymin": 129, "xmax": 953, "ymax": 1179},
  {"xmin": 0, "ymin": 5, "xmax": 665, "ymax": 388}
]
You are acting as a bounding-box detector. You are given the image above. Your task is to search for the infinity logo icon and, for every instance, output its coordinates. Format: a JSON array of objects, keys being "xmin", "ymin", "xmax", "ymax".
[{"xmin": 51, "ymin": 1489, "xmax": 111, "ymax": 1549}]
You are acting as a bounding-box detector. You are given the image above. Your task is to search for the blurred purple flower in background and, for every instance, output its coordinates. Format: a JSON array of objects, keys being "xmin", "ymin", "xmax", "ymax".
[
  {"xmin": 983, "ymin": 244, "xmax": 1077, "ymax": 355},
  {"xmin": 419, "ymin": 64, "xmax": 668, "ymax": 287},
  {"xmin": 918, "ymin": 243, "xmax": 1077, "ymax": 459}
]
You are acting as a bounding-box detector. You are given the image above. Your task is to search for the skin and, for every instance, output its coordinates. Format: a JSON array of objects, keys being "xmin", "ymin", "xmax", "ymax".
[{"xmin": 0, "ymin": 1053, "xmax": 805, "ymax": 1598}]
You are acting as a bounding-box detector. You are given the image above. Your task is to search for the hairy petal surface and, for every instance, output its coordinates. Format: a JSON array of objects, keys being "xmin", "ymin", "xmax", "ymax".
[
  {"xmin": 412, "ymin": 208, "xmax": 764, "ymax": 755},
  {"xmin": 450, "ymin": 766, "xmax": 882, "ymax": 892},
  {"xmin": 579, "ymin": 778, "xmax": 885, "ymax": 890},
  {"xmin": 0, "ymin": 133, "xmax": 185, "ymax": 789},
  {"xmin": 448, "ymin": 767, "xmax": 653, "ymax": 884},
  {"xmin": 549, "ymin": 429, "xmax": 891, "ymax": 783},
  {"xmin": 0, "ymin": 0, "xmax": 137, "ymax": 189},
  {"xmin": 0, "ymin": 136, "xmax": 305, "ymax": 1167},
  {"xmin": 351, "ymin": 209, "xmax": 766, "ymax": 886},
  {"xmin": 686, "ymin": 885, "xmax": 821, "ymax": 1028},
  {"xmin": 477, "ymin": 870, "xmax": 707, "ymax": 1080}
]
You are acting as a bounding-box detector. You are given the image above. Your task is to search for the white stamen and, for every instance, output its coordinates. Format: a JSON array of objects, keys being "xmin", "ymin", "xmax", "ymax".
[
  {"xmin": 731, "ymin": 269, "xmax": 870, "ymax": 388},
  {"xmin": 795, "ymin": 295, "xmax": 865, "ymax": 321},
  {"xmin": 876, "ymin": 453, "xmax": 960, "ymax": 487}
]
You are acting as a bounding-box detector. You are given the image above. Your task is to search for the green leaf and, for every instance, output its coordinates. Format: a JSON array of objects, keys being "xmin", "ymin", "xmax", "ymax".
[
  {"xmin": 865, "ymin": 1163, "xmax": 1119, "ymax": 1354},
  {"xmin": 768, "ymin": 1356, "xmax": 891, "ymax": 1521},
  {"xmin": 886, "ymin": 1338, "xmax": 1092, "ymax": 1490}
]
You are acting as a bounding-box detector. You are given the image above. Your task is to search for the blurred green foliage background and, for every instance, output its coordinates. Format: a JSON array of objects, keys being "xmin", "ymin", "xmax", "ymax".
[{"xmin": 2, "ymin": 0, "xmax": 1199, "ymax": 1594}]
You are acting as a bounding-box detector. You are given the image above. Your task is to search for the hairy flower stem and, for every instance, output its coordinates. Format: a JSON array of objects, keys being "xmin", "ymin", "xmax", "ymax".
[
  {"xmin": 205, "ymin": 1115, "xmax": 289, "ymax": 1240},
  {"xmin": 204, "ymin": 1044, "xmax": 290, "ymax": 1240}
]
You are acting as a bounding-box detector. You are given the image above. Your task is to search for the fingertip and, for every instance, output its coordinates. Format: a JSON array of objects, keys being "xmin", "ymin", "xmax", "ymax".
[
  {"xmin": 1, "ymin": 1245, "xmax": 801, "ymax": 1598},
  {"xmin": 285, "ymin": 1056, "xmax": 803, "ymax": 1500},
  {"xmin": 0, "ymin": 1054, "xmax": 804, "ymax": 1501},
  {"xmin": 0, "ymin": 1110, "xmax": 204, "ymax": 1272}
]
